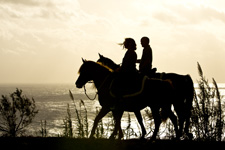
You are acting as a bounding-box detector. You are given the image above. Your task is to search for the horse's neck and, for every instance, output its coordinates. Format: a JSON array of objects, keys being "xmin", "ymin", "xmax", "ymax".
[
  {"xmin": 112, "ymin": 63, "xmax": 120, "ymax": 70},
  {"xmin": 106, "ymin": 61, "xmax": 119, "ymax": 70},
  {"xmin": 93, "ymin": 70, "xmax": 111, "ymax": 90}
]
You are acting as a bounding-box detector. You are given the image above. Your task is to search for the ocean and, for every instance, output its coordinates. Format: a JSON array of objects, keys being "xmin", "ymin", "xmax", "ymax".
[
  {"xmin": 0, "ymin": 83, "xmax": 98, "ymax": 136},
  {"xmin": 0, "ymin": 83, "xmax": 224, "ymax": 137}
]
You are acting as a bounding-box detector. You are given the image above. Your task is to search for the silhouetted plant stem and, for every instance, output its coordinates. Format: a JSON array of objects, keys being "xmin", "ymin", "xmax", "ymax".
[
  {"xmin": 40, "ymin": 120, "xmax": 47, "ymax": 137},
  {"xmin": 63, "ymin": 104, "xmax": 73, "ymax": 137}
]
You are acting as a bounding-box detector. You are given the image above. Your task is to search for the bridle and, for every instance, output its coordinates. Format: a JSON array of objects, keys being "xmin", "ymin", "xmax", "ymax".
[
  {"xmin": 83, "ymin": 74, "xmax": 111, "ymax": 100},
  {"xmin": 83, "ymin": 81, "xmax": 98, "ymax": 100},
  {"xmin": 84, "ymin": 85, "xmax": 98, "ymax": 100}
]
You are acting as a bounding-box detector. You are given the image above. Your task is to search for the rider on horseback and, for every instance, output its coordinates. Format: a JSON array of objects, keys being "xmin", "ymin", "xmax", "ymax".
[
  {"xmin": 137, "ymin": 36, "xmax": 156, "ymax": 77},
  {"xmin": 116, "ymin": 38, "xmax": 137, "ymax": 73},
  {"xmin": 111, "ymin": 38, "xmax": 138, "ymax": 110}
]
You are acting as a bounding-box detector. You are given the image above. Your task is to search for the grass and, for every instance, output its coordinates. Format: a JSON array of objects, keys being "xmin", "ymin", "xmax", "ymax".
[{"xmin": 190, "ymin": 63, "xmax": 224, "ymax": 141}]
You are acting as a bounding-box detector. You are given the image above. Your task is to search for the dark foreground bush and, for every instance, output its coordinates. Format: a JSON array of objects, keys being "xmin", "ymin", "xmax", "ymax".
[{"xmin": 0, "ymin": 88, "xmax": 38, "ymax": 137}]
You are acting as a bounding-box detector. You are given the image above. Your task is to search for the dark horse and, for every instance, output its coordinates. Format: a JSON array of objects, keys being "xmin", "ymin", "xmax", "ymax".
[
  {"xmin": 76, "ymin": 60, "xmax": 179, "ymax": 140},
  {"xmin": 97, "ymin": 53, "xmax": 194, "ymax": 139}
]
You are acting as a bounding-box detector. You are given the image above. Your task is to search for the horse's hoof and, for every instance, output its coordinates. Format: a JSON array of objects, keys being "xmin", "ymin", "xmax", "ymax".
[
  {"xmin": 118, "ymin": 136, "xmax": 123, "ymax": 140},
  {"xmin": 187, "ymin": 133, "xmax": 193, "ymax": 140},
  {"xmin": 109, "ymin": 136, "xmax": 115, "ymax": 140},
  {"xmin": 172, "ymin": 137, "xmax": 180, "ymax": 141},
  {"xmin": 148, "ymin": 139, "xmax": 156, "ymax": 143},
  {"xmin": 89, "ymin": 136, "xmax": 95, "ymax": 139},
  {"xmin": 148, "ymin": 136, "xmax": 156, "ymax": 142},
  {"xmin": 139, "ymin": 136, "xmax": 145, "ymax": 140}
]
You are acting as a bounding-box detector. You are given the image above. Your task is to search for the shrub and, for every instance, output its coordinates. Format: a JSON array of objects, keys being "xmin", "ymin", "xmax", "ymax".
[{"xmin": 0, "ymin": 88, "xmax": 38, "ymax": 137}]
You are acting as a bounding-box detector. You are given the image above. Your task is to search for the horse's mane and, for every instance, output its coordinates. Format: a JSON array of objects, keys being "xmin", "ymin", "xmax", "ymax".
[
  {"xmin": 101, "ymin": 56, "xmax": 117, "ymax": 65},
  {"xmin": 97, "ymin": 55, "xmax": 120, "ymax": 70},
  {"xmin": 96, "ymin": 62, "xmax": 113, "ymax": 72},
  {"xmin": 78, "ymin": 60, "xmax": 113, "ymax": 74}
]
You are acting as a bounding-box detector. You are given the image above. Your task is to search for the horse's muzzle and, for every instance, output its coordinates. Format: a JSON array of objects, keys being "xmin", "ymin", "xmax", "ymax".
[{"xmin": 75, "ymin": 83, "xmax": 82, "ymax": 88}]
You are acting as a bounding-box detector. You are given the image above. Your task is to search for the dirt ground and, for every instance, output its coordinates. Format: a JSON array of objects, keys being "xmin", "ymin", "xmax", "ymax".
[{"xmin": 0, "ymin": 137, "xmax": 224, "ymax": 150}]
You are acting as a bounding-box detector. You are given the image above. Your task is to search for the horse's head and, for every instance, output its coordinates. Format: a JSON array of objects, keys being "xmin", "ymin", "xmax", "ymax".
[
  {"xmin": 75, "ymin": 59, "xmax": 94, "ymax": 88},
  {"xmin": 75, "ymin": 59, "xmax": 111, "ymax": 88}
]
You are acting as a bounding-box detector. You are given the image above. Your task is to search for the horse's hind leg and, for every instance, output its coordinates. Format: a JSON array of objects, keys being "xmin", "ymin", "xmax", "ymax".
[
  {"xmin": 134, "ymin": 111, "xmax": 146, "ymax": 139},
  {"xmin": 150, "ymin": 108, "xmax": 161, "ymax": 141},
  {"xmin": 175, "ymin": 103, "xmax": 193, "ymax": 139},
  {"xmin": 184, "ymin": 111, "xmax": 193, "ymax": 140},
  {"xmin": 178, "ymin": 115, "xmax": 185, "ymax": 138},
  {"xmin": 173, "ymin": 104, "xmax": 184, "ymax": 138},
  {"xmin": 110, "ymin": 110, "xmax": 124, "ymax": 140},
  {"xmin": 118, "ymin": 124, "xmax": 123, "ymax": 139},
  {"xmin": 167, "ymin": 109, "xmax": 180, "ymax": 139},
  {"xmin": 89, "ymin": 107, "xmax": 110, "ymax": 138}
]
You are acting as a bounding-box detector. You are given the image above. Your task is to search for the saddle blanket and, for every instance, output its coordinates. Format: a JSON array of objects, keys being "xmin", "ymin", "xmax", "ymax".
[{"xmin": 109, "ymin": 75, "xmax": 148, "ymax": 98}]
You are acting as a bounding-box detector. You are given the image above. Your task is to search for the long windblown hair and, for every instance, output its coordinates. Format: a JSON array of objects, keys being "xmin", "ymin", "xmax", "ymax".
[{"xmin": 118, "ymin": 38, "xmax": 136, "ymax": 50}]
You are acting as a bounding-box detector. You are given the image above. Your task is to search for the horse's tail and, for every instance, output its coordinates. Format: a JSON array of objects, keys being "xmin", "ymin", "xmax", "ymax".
[{"xmin": 184, "ymin": 75, "xmax": 194, "ymax": 135}]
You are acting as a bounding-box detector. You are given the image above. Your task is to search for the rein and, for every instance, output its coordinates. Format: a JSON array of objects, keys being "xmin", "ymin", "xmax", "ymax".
[
  {"xmin": 84, "ymin": 84, "xmax": 98, "ymax": 100},
  {"xmin": 83, "ymin": 74, "xmax": 111, "ymax": 100}
]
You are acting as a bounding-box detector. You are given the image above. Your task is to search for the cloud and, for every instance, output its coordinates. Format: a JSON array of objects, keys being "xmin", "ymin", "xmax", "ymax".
[
  {"xmin": 0, "ymin": 0, "xmax": 81, "ymax": 20},
  {"xmin": 0, "ymin": 0, "xmax": 42, "ymax": 6},
  {"xmin": 0, "ymin": 0, "xmax": 225, "ymax": 83},
  {"xmin": 153, "ymin": 3, "xmax": 225, "ymax": 25}
]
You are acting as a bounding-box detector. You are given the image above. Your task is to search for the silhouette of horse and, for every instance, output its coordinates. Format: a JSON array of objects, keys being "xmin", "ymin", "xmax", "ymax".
[
  {"xmin": 97, "ymin": 54, "xmax": 194, "ymax": 139},
  {"xmin": 75, "ymin": 60, "xmax": 179, "ymax": 140}
]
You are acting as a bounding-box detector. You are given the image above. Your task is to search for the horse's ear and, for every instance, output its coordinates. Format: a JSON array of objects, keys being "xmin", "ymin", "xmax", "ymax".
[
  {"xmin": 82, "ymin": 58, "xmax": 86, "ymax": 63},
  {"xmin": 98, "ymin": 53, "xmax": 103, "ymax": 58}
]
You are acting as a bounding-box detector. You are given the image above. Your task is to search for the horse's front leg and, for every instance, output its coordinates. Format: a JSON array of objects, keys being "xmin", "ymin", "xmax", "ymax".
[
  {"xmin": 118, "ymin": 124, "xmax": 123, "ymax": 139},
  {"xmin": 109, "ymin": 110, "xmax": 124, "ymax": 140},
  {"xmin": 134, "ymin": 111, "xmax": 146, "ymax": 139},
  {"xmin": 89, "ymin": 107, "xmax": 110, "ymax": 138}
]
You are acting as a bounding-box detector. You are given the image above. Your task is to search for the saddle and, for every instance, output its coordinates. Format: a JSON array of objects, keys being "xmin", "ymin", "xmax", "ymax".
[{"xmin": 109, "ymin": 73, "xmax": 148, "ymax": 98}]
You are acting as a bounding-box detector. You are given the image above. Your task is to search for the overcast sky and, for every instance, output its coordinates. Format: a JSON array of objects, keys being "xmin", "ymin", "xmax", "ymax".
[{"xmin": 0, "ymin": 0, "xmax": 225, "ymax": 84}]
